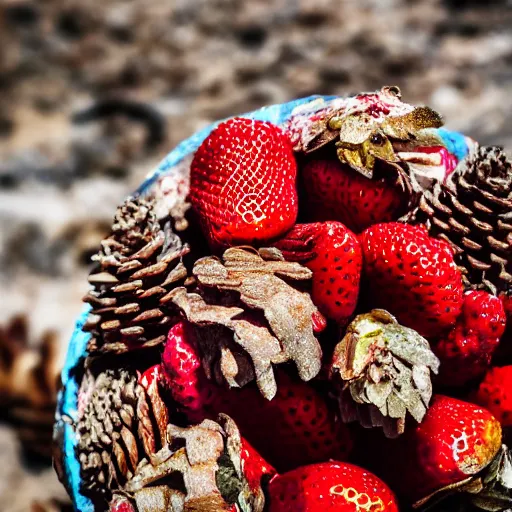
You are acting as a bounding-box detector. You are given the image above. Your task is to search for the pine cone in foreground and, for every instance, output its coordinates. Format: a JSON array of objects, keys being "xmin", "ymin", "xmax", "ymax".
[
  {"xmin": 83, "ymin": 196, "xmax": 190, "ymax": 354},
  {"xmin": 0, "ymin": 315, "xmax": 60, "ymax": 458},
  {"xmin": 329, "ymin": 309, "xmax": 440, "ymax": 438},
  {"xmin": 77, "ymin": 367, "xmax": 266, "ymax": 512},
  {"xmin": 76, "ymin": 366, "xmax": 170, "ymax": 504},
  {"xmin": 404, "ymin": 146, "xmax": 512, "ymax": 294},
  {"xmin": 169, "ymin": 246, "xmax": 323, "ymax": 400}
]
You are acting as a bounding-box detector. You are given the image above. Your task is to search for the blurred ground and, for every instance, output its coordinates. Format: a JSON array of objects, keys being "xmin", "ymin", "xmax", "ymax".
[{"xmin": 0, "ymin": 0, "xmax": 511, "ymax": 509}]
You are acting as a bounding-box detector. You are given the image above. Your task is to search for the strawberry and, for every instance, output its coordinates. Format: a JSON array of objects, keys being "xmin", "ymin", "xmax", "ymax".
[
  {"xmin": 109, "ymin": 496, "xmax": 136, "ymax": 512},
  {"xmin": 189, "ymin": 117, "xmax": 298, "ymax": 248},
  {"xmin": 268, "ymin": 461, "xmax": 399, "ymax": 512},
  {"xmin": 500, "ymin": 291, "xmax": 512, "ymax": 321},
  {"xmin": 300, "ymin": 158, "xmax": 406, "ymax": 233},
  {"xmin": 473, "ymin": 366, "xmax": 512, "ymax": 427},
  {"xmin": 274, "ymin": 221, "xmax": 362, "ymax": 325},
  {"xmin": 138, "ymin": 364, "xmax": 163, "ymax": 391},
  {"xmin": 493, "ymin": 291, "xmax": 512, "ymax": 364},
  {"xmin": 161, "ymin": 321, "xmax": 213, "ymax": 421},
  {"xmin": 240, "ymin": 437, "xmax": 277, "ymax": 493},
  {"xmin": 434, "ymin": 290, "xmax": 506, "ymax": 387},
  {"xmin": 360, "ymin": 222, "xmax": 464, "ymax": 338},
  {"xmin": 160, "ymin": 327, "xmax": 352, "ymax": 472},
  {"xmin": 362, "ymin": 395, "xmax": 502, "ymax": 504},
  {"xmin": 206, "ymin": 371, "xmax": 353, "ymax": 472}
]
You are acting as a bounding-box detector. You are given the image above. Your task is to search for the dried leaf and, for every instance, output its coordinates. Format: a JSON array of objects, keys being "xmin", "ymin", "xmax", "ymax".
[
  {"xmin": 124, "ymin": 416, "xmax": 265, "ymax": 512},
  {"xmin": 182, "ymin": 247, "xmax": 322, "ymax": 397}
]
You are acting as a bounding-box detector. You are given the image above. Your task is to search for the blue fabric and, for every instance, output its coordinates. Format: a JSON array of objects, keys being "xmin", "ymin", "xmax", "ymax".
[
  {"xmin": 58, "ymin": 94, "xmax": 469, "ymax": 511},
  {"xmin": 57, "ymin": 306, "xmax": 93, "ymax": 512},
  {"xmin": 437, "ymin": 128, "xmax": 470, "ymax": 161}
]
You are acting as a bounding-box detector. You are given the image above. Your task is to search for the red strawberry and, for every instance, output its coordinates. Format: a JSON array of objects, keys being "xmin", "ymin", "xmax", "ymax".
[
  {"xmin": 139, "ymin": 364, "xmax": 163, "ymax": 390},
  {"xmin": 274, "ymin": 221, "xmax": 362, "ymax": 325},
  {"xmin": 500, "ymin": 291, "xmax": 512, "ymax": 321},
  {"xmin": 301, "ymin": 158, "xmax": 406, "ymax": 233},
  {"xmin": 473, "ymin": 366, "xmax": 512, "ymax": 427},
  {"xmin": 268, "ymin": 461, "xmax": 399, "ymax": 512},
  {"xmin": 160, "ymin": 323, "xmax": 352, "ymax": 472},
  {"xmin": 360, "ymin": 222, "xmax": 464, "ymax": 338},
  {"xmin": 363, "ymin": 395, "xmax": 502, "ymax": 504},
  {"xmin": 434, "ymin": 290, "xmax": 506, "ymax": 386},
  {"xmin": 109, "ymin": 496, "xmax": 136, "ymax": 512},
  {"xmin": 493, "ymin": 291, "xmax": 512, "ymax": 363},
  {"xmin": 190, "ymin": 117, "xmax": 298, "ymax": 248},
  {"xmin": 207, "ymin": 371, "xmax": 353, "ymax": 472},
  {"xmin": 161, "ymin": 321, "xmax": 212, "ymax": 421},
  {"xmin": 240, "ymin": 437, "xmax": 277, "ymax": 493}
]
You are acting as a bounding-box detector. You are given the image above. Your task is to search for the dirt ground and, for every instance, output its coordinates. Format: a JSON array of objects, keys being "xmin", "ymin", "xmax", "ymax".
[{"xmin": 0, "ymin": 0, "xmax": 511, "ymax": 509}]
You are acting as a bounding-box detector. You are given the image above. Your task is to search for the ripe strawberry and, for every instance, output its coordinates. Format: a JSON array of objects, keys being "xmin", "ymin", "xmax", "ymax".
[
  {"xmin": 207, "ymin": 371, "xmax": 353, "ymax": 472},
  {"xmin": 493, "ymin": 291, "xmax": 512, "ymax": 364},
  {"xmin": 300, "ymin": 158, "xmax": 406, "ymax": 233},
  {"xmin": 190, "ymin": 117, "xmax": 298, "ymax": 248},
  {"xmin": 274, "ymin": 221, "xmax": 362, "ymax": 325},
  {"xmin": 434, "ymin": 290, "xmax": 506, "ymax": 386},
  {"xmin": 109, "ymin": 496, "xmax": 136, "ymax": 512},
  {"xmin": 363, "ymin": 395, "xmax": 502, "ymax": 504},
  {"xmin": 268, "ymin": 461, "xmax": 399, "ymax": 512},
  {"xmin": 161, "ymin": 321, "xmax": 212, "ymax": 421},
  {"xmin": 500, "ymin": 291, "xmax": 512, "ymax": 320},
  {"xmin": 139, "ymin": 364, "xmax": 163, "ymax": 391},
  {"xmin": 160, "ymin": 323, "xmax": 352, "ymax": 471},
  {"xmin": 473, "ymin": 366, "xmax": 512, "ymax": 427},
  {"xmin": 240, "ymin": 437, "xmax": 277, "ymax": 493},
  {"xmin": 360, "ymin": 222, "xmax": 464, "ymax": 338}
]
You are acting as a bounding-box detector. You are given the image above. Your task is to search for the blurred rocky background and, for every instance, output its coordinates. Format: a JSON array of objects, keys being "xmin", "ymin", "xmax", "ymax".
[{"xmin": 0, "ymin": 0, "xmax": 511, "ymax": 509}]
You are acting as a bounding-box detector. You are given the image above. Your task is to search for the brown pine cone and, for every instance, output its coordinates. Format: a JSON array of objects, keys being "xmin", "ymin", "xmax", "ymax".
[
  {"xmin": 76, "ymin": 367, "xmax": 169, "ymax": 504},
  {"xmin": 83, "ymin": 196, "xmax": 190, "ymax": 354},
  {"xmin": 77, "ymin": 368, "xmax": 266, "ymax": 512},
  {"xmin": 169, "ymin": 246, "xmax": 323, "ymax": 400},
  {"xmin": 404, "ymin": 146, "xmax": 512, "ymax": 294}
]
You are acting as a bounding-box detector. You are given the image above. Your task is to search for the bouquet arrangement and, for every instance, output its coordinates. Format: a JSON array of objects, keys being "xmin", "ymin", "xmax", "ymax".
[{"xmin": 54, "ymin": 87, "xmax": 512, "ymax": 512}]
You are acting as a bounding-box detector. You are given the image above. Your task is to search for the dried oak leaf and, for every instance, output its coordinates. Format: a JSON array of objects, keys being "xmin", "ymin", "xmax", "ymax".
[{"xmin": 168, "ymin": 247, "xmax": 322, "ymax": 400}]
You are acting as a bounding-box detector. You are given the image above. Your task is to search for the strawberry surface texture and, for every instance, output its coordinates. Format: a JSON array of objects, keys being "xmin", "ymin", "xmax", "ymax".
[
  {"xmin": 190, "ymin": 117, "xmax": 298, "ymax": 248},
  {"xmin": 360, "ymin": 222, "xmax": 464, "ymax": 339},
  {"xmin": 268, "ymin": 461, "xmax": 399, "ymax": 511}
]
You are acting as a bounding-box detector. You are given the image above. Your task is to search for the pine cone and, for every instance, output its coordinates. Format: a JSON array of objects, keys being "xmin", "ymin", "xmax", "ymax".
[
  {"xmin": 0, "ymin": 315, "xmax": 61, "ymax": 458},
  {"xmin": 79, "ymin": 372, "xmax": 266, "ymax": 512},
  {"xmin": 76, "ymin": 367, "xmax": 169, "ymax": 503},
  {"xmin": 83, "ymin": 196, "xmax": 190, "ymax": 354},
  {"xmin": 169, "ymin": 246, "xmax": 323, "ymax": 400},
  {"xmin": 329, "ymin": 309, "xmax": 440, "ymax": 438},
  {"xmin": 404, "ymin": 146, "xmax": 512, "ymax": 294}
]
